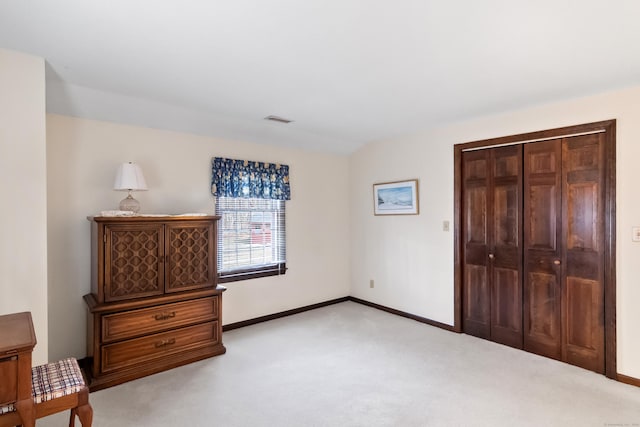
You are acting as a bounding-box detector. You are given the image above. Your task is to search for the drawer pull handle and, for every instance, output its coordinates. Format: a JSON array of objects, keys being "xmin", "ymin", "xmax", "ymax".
[
  {"xmin": 155, "ymin": 338, "xmax": 176, "ymax": 348},
  {"xmin": 154, "ymin": 312, "xmax": 176, "ymax": 321}
]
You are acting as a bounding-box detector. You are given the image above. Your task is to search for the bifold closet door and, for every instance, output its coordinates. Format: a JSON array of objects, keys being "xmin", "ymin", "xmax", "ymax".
[
  {"xmin": 524, "ymin": 134, "xmax": 605, "ymax": 374},
  {"xmin": 462, "ymin": 145, "xmax": 523, "ymax": 349},
  {"xmin": 522, "ymin": 140, "xmax": 562, "ymax": 359}
]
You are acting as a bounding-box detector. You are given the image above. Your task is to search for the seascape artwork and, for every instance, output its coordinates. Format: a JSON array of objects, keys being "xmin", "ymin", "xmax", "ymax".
[
  {"xmin": 377, "ymin": 186, "xmax": 413, "ymax": 210},
  {"xmin": 373, "ymin": 180, "xmax": 419, "ymax": 215}
]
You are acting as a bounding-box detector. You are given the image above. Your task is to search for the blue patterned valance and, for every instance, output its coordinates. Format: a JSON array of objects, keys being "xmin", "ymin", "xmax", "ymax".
[{"xmin": 211, "ymin": 157, "xmax": 291, "ymax": 200}]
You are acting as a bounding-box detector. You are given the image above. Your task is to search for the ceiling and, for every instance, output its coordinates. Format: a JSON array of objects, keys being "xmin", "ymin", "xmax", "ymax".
[{"xmin": 1, "ymin": 1, "xmax": 639, "ymax": 154}]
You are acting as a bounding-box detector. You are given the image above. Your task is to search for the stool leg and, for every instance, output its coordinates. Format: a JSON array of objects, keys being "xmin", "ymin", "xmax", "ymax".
[
  {"xmin": 72, "ymin": 388, "xmax": 93, "ymax": 427},
  {"xmin": 15, "ymin": 399, "xmax": 35, "ymax": 427},
  {"xmin": 75, "ymin": 403, "xmax": 93, "ymax": 427}
]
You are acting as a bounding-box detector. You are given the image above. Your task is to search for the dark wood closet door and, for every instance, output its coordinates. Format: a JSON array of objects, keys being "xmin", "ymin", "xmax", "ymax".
[
  {"xmin": 463, "ymin": 146, "xmax": 522, "ymax": 348},
  {"xmin": 524, "ymin": 134, "xmax": 605, "ymax": 373},
  {"xmin": 462, "ymin": 149, "xmax": 491, "ymax": 339},
  {"xmin": 455, "ymin": 120, "xmax": 615, "ymax": 378},
  {"xmin": 489, "ymin": 146, "xmax": 523, "ymax": 348},
  {"xmin": 562, "ymin": 133, "xmax": 605, "ymax": 373},
  {"xmin": 523, "ymin": 141, "xmax": 562, "ymax": 359}
]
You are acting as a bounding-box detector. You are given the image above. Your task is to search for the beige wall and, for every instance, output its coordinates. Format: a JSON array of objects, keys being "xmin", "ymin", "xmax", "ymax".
[
  {"xmin": 46, "ymin": 114, "xmax": 350, "ymax": 360},
  {"xmin": 349, "ymin": 84, "xmax": 640, "ymax": 378},
  {"xmin": 0, "ymin": 48, "xmax": 48, "ymax": 364}
]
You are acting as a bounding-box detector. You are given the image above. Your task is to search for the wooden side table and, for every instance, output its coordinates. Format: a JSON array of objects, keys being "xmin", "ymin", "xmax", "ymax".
[{"xmin": 0, "ymin": 312, "xmax": 37, "ymax": 427}]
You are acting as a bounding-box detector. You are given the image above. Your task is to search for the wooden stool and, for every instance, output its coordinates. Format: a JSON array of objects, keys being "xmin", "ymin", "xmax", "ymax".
[{"xmin": 0, "ymin": 358, "xmax": 92, "ymax": 426}]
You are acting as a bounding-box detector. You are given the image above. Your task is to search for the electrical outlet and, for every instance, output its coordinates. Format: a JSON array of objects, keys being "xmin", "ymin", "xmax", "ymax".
[
  {"xmin": 443, "ymin": 220, "xmax": 450, "ymax": 232},
  {"xmin": 369, "ymin": 279, "xmax": 374, "ymax": 288}
]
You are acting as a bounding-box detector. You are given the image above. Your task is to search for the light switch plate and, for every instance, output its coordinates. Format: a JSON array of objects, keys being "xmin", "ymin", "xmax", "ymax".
[
  {"xmin": 633, "ymin": 227, "xmax": 640, "ymax": 242},
  {"xmin": 443, "ymin": 220, "xmax": 450, "ymax": 232}
]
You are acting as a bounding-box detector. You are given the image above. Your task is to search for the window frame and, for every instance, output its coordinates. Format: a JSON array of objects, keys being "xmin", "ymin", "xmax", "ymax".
[
  {"xmin": 217, "ymin": 262, "xmax": 288, "ymax": 283},
  {"xmin": 215, "ymin": 197, "xmax": 287, "ymax": 283}
]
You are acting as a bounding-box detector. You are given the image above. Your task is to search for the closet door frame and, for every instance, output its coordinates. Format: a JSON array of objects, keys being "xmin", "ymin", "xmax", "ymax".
[{"xmin": 453, "ymin": 120, "xmax": 616, "ymax": 379}]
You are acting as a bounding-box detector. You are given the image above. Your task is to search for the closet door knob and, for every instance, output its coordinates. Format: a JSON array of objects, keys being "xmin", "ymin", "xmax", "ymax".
[
  {"xmin": 488, "ymin": 253, "xmax": 495, "ymax": 260},
  {"xmin": 553, "ymin": 259, "xmax": 561, "ymax": 265}
]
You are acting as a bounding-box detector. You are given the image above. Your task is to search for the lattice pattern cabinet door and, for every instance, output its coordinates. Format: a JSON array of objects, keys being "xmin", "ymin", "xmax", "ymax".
[
  {"xmin": 165, "ymin": 221, "xmax": 215, "ymax": 293},
  {"xmin": 104, "ymin": 223, "xmax": 164, "ymax": 301}
]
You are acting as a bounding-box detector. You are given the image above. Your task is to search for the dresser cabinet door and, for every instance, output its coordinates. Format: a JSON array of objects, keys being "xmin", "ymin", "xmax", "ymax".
[
  {"xmin": 164, "ymin": 221, "xmax": 216, "ymax": 293},
  {"xmin": 104, "ymin": 223, "xmax": 164, "ymax": 301}
]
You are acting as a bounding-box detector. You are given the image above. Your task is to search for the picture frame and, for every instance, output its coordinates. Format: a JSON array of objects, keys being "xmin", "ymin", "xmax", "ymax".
[{"xmin": 373, "ymin": 179, "xmax": 419, "ymax": 215}]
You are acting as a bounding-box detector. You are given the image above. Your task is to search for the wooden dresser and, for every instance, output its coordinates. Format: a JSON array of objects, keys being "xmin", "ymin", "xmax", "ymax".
[{"xmin": 83, "ymin": 215, "xmax": 226, "ymax": 391}]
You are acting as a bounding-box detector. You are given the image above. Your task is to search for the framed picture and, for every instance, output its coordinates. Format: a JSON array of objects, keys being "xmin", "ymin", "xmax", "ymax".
[{"xmin": 373, "ymin": 179, "xmax": 419, "ymax": 215}]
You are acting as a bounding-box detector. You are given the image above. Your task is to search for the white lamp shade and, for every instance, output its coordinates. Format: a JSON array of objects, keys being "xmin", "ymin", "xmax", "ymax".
[{"xmin": 114, "ymin": 162, "xmax": 148, "ymax": 191}]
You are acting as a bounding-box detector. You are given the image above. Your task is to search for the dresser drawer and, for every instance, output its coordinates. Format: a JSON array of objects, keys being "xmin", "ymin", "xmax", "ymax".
[
  {"xmin": 101, "ymin": 321, "xmax": 219, "ymax": 373},
  {"xmin": 101, "ymin": 297, "xmax": 218, "ymax": 343}
]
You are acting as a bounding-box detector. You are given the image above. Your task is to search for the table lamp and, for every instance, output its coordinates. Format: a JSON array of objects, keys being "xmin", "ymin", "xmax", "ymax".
[{"xmin": 114, "ymin": 162, "xmax": 148, "ymax": 212}]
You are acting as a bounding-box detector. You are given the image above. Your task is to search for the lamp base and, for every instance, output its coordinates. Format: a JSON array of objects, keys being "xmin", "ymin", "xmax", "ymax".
[{"xmin": 119, "ymin": 194, "xmax": 141, "ymax": 213}]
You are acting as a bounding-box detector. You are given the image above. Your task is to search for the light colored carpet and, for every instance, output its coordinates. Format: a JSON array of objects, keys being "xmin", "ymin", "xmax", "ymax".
[{"xmin": 40, "ymin": 302, "xmax": 640, "ymax": 426}]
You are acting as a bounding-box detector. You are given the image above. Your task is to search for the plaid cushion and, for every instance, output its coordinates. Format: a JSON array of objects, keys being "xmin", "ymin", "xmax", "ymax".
[
  {"xmin": 32, "ymin": 357, "xmax": 85, "ymax": 404},
  {"xmin": 0, "ymin": 357, "xmax": 85, "ymax": 414},
  {"xmin": 0, "ymin": 402, "xmax": 14, "ymax": 415}
]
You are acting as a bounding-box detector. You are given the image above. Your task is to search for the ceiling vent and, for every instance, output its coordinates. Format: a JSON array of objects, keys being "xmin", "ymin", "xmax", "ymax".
[{"xmin": 264, "ymin": 115, "xmax": 293, "ymax": 124}]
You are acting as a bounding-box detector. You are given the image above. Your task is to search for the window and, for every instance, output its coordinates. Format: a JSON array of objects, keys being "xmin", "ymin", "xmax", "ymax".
[
  {"xmin": 211, "ymin": 157, "xmax": 290, "ymax": 282},
  {"xmin": 215, "ymin": 197, "xmax": 286, "ymax": 282}
]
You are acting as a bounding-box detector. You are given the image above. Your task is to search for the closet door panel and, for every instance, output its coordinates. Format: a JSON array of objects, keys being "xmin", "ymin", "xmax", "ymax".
[
  {"xmin": 464, "ymin": 265, "xmax": 490, "ymax": 335},
  {"xmin": 565, "ymin": 277, "xmax": 603, "ymax": 373},
  {"xmin": 524, "ymin": 140, "xmax": 562, "ymax": 359},
  {"xmin": 462, "ymin": 150, "xmax": 491, "ymax": 339},
  {"xmin": 490, "ymin": 146, "xmax": 522, "ymax": 348},
  {"xmin": 528, "ymin": 184, "xmax": 557, "ymax": 250},
  {"xmin": 525, "ymin": 271, "xmax": 561, "ymax": 358},
  {"xmin": 466, "ymin": 187, "xmax": 487, "ymax": 245},
  {"xmin": 567, "ymin": 182, "xmax": 598, "ymax": 251},
  {"xmin": 562, "ymin": 134, "xmax": 605, "ymax": 373},
  {"xmin": 492, "ymin": 267, "xmax": 521, "ymax": 334}
]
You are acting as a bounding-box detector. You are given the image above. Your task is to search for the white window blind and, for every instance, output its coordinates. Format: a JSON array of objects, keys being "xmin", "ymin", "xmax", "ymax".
[{"xmin": 215, "ymin": 197, "xmax": 286, "ymax": 281}]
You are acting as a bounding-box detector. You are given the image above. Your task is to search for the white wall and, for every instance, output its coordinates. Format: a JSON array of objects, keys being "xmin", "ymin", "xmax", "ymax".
[
  {"xmin": 349, "ymin": 135, "xmax": 455, "ymax": 324},
  {"xmin": 349, "ymin": 85, "xmax": 640, "ymax": 379},
  {"xmin": 46, "ymin": 114, "xmax": 350, "ymax": 360},
  {"xmin": 0, "ymin": 48, "xmax": 48, "ymax": 364}
]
